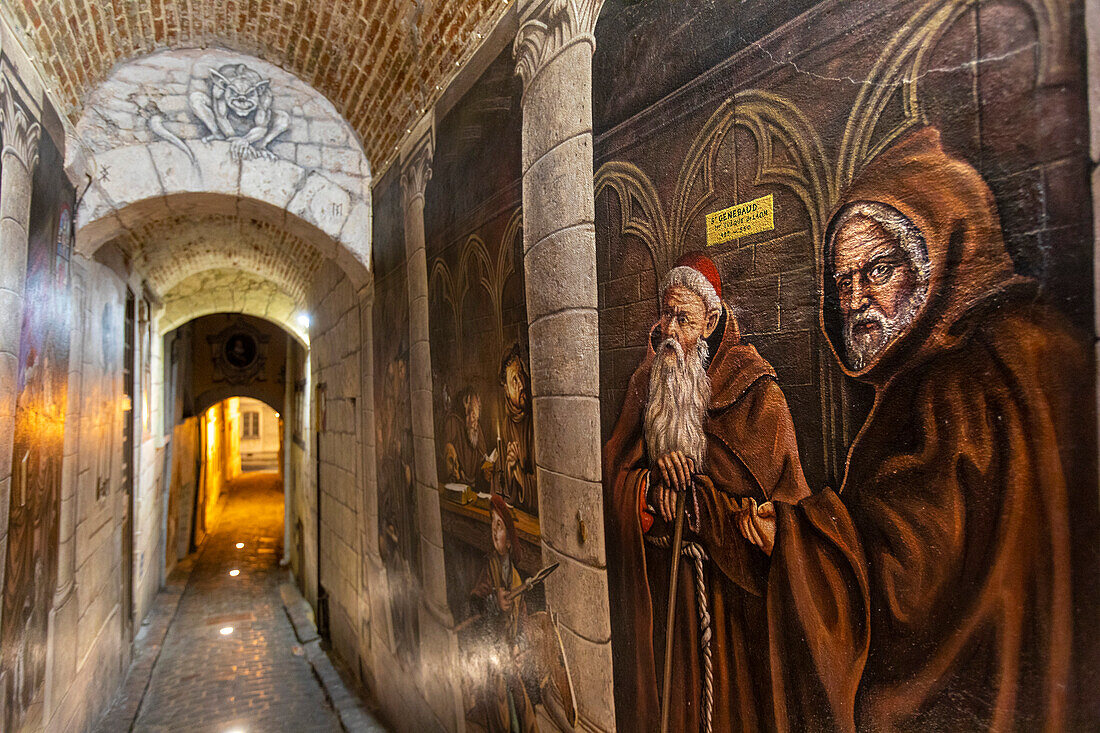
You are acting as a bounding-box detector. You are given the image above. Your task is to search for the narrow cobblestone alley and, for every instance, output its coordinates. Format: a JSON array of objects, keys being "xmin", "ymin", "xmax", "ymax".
[{"xmin": 97, "ymin": 472, "xmax": 357, "ymax": 733}]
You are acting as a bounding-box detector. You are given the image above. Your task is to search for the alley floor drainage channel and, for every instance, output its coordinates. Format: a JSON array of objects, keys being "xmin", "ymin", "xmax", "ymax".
[{"xmin": 92, "ymin": 472, "xmax": 385, "ymax": 732}]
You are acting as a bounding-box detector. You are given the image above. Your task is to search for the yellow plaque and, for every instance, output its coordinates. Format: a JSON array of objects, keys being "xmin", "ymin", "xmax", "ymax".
[{"xmin": 706, "ymin": 194, "xmax": 775, "ymax": 246}]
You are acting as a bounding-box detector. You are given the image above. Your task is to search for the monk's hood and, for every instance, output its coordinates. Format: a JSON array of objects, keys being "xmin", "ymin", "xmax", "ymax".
[{"xmin": 821, "ymin": 127, "xmax": 1032, "ymax": 386}]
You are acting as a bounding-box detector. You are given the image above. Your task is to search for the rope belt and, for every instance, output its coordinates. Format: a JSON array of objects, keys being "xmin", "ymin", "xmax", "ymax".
[{"xmin": 646, "ymin": 534, "xmax": 714, "ymax": 733}]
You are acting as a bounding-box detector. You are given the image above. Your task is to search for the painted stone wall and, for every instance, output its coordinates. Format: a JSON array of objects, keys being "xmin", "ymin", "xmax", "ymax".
[
  {"xmin": 422, "ymin": 47, "xmax": 564, "ymax": 731},
  {"xmin": 0, "ymin": 27, "xmax": 139, "ymax": 730},
  {"xmin": 593, "ymin": 0, "xmax": 1096, "ymax": 730},
  {"xmin": 0, "ymin": 80, "xmax": 75, "ymax": 732},
  {"xmin": 370, "ymin": 169, "xmax": 421, "ymax": 671}
]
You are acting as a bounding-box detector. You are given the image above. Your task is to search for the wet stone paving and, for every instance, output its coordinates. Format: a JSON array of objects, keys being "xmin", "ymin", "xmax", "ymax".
[{"xmin": 120, "ymin": 472, "xmax": 345, "ymax": 733}]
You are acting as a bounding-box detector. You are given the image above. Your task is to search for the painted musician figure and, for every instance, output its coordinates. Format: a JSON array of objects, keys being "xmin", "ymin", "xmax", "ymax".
[
  {"xmin": 604, "ymin": 251, "xmax": 811, "ymax": 732},
  {"xmin": 443, "ymin": 388, "xmax": 491, "ymax": 493},
  {"xmin": 468, "ymin": 495, "xmax": 538, "ymax": 733}
]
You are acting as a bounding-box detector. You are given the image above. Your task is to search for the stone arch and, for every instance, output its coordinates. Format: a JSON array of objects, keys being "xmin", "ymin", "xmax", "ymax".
[
  {"xmin": 71, "ymin": 47, "xmax": 373, "ymax": 282},
  {"xmin": 195, "ymin": 385, "xmax": 285, "ymax": 419},
  {"xmin": 158, "ymin": 269, "xmax": 309, "ymax": 346}
]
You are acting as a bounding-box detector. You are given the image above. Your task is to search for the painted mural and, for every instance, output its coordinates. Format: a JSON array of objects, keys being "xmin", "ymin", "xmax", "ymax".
[
  {"xmin": 85, "ymin": 272, "xmax": 124, "ymax": 508},
  {"xmin": 0, "ymin": 92, "xmax": 76, "ymax": 730},
  {"xmin": 594, "ymin": 0, "xmax": 1096, "ymax": 731},
  {"xmin": 372, "ymin": 168, "xmax": 422, "ymax": 667},
  {"xmin": 424, "ymin": 49, "xmax": 577, "ymax": 731}
]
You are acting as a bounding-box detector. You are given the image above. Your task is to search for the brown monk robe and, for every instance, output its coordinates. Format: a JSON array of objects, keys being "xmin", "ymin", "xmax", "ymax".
[
  {"xmin": 759, "ymin": 128, "xmax": 1099, "ymax": 730},
  {"xmin": 604, "ymin": 304, "xmax": 810, "ymax": 732}
]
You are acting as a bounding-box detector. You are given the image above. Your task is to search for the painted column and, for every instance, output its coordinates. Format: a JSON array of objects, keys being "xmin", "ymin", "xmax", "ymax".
[
  {"xmin": 55, "ymin": 272, "xmax": 84, "ymax": 604},
  {"xmin": 399, "ymin": 119, "xmax": 465, "ymax": 730},
  {"xmin": 283, "ymin": 336, "xmax": 294, "ymax": 563},
  {"xmin": 0, "ymin": 72, "xmax": 41, "ymax": 641},
  {"xmin": 354, "ymin": 277, "xmax": 385, "ymax": 670},
  {"xmin": 46, "ymin": 264, "xmax": 85, "ymax": 717},
  {"xmin": 514, "ymin": 0, "xmax": 615, "ymax": 730}
]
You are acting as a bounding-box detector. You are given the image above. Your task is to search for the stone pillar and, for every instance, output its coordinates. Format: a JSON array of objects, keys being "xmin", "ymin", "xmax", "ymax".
[
  {"xmin": 283, "ymin": 336, "xmax": 295, "ymax": 563},
  {"xmin": 0, "ymin": 72, "xmax": 41, "ymax": 640},
  {"xmin": 354, "ymin": 277, "xmax": 381, "ymax": 672},
  {"xmin": 46, "ymin": 265, "xmax": 85, "ymax": 717},
  {"xmin": 514, "ymin": 1, "xmax": 615, "ymax": 730},
  {"xmin": 399, "ymin": 119, "xmax": 465, "ymax": 731}
]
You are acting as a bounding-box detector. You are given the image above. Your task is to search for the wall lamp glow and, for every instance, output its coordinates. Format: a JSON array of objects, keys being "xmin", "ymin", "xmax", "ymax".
[
  {"xmin": 296, "ymin": 312, "xmax": 311, "ymax": 329},
  {"xmin": 235, "ymin": 542, "xmax": 245, "ymax": 549},
  {"xmin": 229, "ymin": 569, "xmax": 240, "ymax": 577},
  {"xmin": 219, "ymin": 626, "xmax": 234, "ymax": 635}
]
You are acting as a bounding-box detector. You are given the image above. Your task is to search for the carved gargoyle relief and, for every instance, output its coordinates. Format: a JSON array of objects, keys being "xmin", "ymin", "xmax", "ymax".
[{"xmin": 189, "ymin": 64, "xmax": 291, "ymax": 161}]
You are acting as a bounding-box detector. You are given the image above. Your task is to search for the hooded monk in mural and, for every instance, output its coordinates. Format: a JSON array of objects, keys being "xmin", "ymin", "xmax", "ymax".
[
  {"xmin": 738, "ymin": 127, "xmax": 1099, "ymax": 730},
  {"xmin": 604, "ymin": 251, "xmax": 810, "ymax": 732}
]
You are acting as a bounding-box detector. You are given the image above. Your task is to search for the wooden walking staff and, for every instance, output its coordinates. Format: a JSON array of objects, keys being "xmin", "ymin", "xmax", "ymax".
[{"xmin": 660, "ymin": 485, "xmax": 688, "ymax": 733}]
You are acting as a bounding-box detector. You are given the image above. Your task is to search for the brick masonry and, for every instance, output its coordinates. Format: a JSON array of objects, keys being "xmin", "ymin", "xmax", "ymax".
[{"xmin": 10, "ymin": 0, "xmax": 511, "ymax": 175}]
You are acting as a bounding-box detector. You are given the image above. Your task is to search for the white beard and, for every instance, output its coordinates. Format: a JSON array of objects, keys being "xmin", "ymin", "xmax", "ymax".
[
  {"xmin": 644, "ymin": 337, "xmax": 711, "ymax": 468},
  {"xmin": 842, "ymin": 288, "xmax": 924, "ymax": 371}
]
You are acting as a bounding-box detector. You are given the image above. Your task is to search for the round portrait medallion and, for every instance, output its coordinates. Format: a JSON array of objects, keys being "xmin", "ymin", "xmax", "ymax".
[{"xmin": 223, "ymin": 333, "xmax": 258, "ymax": 369}]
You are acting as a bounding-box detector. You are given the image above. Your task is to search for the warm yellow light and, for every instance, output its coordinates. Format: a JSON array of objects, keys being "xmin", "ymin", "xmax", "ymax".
[
  {"xmin": 219, "ymin": 626, "xmax": 234, "ymax": 635},
  {"xmin": 235, "ymin": 542, "xmax": 245, "ymax": 549},
  {"xmin": 229, "ymin": 569, "xmax": 240, "ymax": 577}
]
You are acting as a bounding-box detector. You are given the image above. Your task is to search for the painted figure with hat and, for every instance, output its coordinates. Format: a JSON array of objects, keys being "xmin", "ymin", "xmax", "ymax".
[
  {"xmin": 603, "ymin": 251, "xmax": 811, "ymax": 732},
  {"xmin": 466, "ymin": 495, "xmax": 539, "ymax": 732}
]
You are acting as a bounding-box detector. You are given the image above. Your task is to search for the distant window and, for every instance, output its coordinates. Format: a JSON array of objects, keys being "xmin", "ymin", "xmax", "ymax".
[{"xmin": 241, "ymin": 411, "xmax": 260, "ymax": 439}]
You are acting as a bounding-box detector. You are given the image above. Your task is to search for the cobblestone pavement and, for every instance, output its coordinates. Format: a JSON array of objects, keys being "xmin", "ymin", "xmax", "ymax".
[{"xmin": 128, "ymin": 471, "xmax": 344, "ymax": 733}]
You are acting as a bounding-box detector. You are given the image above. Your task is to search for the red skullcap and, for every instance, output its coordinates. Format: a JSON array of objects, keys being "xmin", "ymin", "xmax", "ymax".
[{"xmin": 673, "ymin": 251, "xmax": 723, "ymax": 301}]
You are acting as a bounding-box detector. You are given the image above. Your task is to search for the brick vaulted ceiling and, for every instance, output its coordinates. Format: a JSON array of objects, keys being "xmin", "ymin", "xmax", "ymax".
[
  {"xmin": 3, "ymin": 0, "xmax": 511, "ymax": 169},
  {"xmin": 116, "ymin": 213, "xmax": 325, "ymax": 301}
]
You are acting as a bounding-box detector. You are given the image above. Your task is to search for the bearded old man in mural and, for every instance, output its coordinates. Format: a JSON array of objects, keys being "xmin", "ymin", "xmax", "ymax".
[
  {"xmin": 604, "ymin": 251, "xmax": 811, "ymax": 732},
  {"xmin": 738, "ymin": 127, "xmax": 1099, "ymax": 730},
  {"xmin": 444, "ymin": 388, "xmax": 491, "ymax": 492}
]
